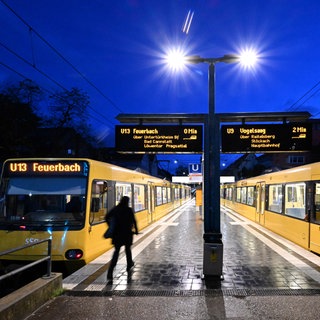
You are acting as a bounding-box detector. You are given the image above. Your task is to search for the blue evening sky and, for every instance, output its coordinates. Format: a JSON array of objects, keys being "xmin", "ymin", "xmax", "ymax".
[{"xmin": 1, "ymin": 0, "xmax": 320, "ymax": 169}]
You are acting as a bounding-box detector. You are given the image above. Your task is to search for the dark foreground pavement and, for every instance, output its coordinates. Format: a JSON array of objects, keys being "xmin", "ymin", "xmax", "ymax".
[{"xmin": 26, "ymin": 294, "xmax": 320, "ymax": 320}]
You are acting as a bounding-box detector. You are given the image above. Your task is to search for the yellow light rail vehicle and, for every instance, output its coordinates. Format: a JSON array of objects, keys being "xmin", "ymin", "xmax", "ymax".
[
  {"xmin": 0, "ymin": 158, "xmax": 191, "ymax": 273},
  {"xmin": 221, "ymin": 162, "xmax": 320, "ymax": 254}
]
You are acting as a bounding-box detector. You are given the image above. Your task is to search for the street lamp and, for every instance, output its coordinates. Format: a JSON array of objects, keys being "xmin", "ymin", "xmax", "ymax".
[
  {"xmin": 185, "ymin": 54, "xmax": 241, "ymax": 278},
  {"xmin": 185, "ymin": 54, "xmax": 240, "ymax": 65},
  {"xmin": 165, "ymin": 48, "xmax": 257, "ymax": 277}
]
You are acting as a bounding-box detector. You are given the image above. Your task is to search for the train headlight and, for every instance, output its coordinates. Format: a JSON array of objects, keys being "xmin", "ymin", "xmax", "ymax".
[{"xmin": 65, "ymin": 249, "xmax": 83, "ymax": 260}]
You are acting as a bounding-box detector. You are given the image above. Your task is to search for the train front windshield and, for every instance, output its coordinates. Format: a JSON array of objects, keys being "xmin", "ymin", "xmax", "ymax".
[{"xmin": 0, "ymin": 176, "xmax": 86, "ymax": 230}]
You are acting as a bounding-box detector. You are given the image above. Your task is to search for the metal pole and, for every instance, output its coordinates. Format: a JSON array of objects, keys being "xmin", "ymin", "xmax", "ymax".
[
  {"xmin": 203, "ymin": 62, "xmax": 223, "ymax": 278},
  {"xmin": 46, "ymin": 238, "xmax": 52, "ymax": 278}
]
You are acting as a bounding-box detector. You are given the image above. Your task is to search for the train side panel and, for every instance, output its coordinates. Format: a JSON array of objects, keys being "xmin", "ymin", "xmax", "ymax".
[
  {"xmin": 230, "ymin": 202, "xmax": 256, "ymax": 221},
  {"xmin": 0, "ymin": 229, "xmax": 90, "ymax": 262},
  {"xmin": 264, "ymin": 212, "xmax": 310, "ymax": 249},
  {"xmin": 134, "ymin": 210, "xmax": 149, "ymax": 231},
  {"xmin": 310, "ymin": 223, "xmax": 320, "ymax": 254}
]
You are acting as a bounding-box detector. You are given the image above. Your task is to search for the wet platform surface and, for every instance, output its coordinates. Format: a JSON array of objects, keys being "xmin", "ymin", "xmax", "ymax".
[
  {"xmin": 62, "ymin": 199, "xmax": 320, "ymax": 293},
  {"xmin": 26, "ymin": 200, "xmax": 320, "ymax": 320}
]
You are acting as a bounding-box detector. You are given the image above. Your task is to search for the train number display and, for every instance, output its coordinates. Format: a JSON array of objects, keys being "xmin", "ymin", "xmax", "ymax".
[{"xmin": 4, "ymin": 160, "xmax": 89, "ymax": 176}]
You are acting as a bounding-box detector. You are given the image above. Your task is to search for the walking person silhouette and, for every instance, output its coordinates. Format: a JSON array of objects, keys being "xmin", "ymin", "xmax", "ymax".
[{"xmin": 106, "ymin": 196, "xmax": 138, "ymax": 280}]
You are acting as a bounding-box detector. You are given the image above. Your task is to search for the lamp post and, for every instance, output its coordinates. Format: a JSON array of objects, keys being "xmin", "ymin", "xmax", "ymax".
[{"xmin": 185, "ymin": 54, "xmax": 239, "ymax": 278}]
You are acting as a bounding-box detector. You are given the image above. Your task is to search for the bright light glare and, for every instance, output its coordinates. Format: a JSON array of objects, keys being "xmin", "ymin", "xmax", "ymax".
[
  {"xmin": 239, "ymin": 48, "xmax": 259, "ymax": 69},
  {"xmin": 165, "ymin": 48, "xmax": 187, "ymax": 72}
]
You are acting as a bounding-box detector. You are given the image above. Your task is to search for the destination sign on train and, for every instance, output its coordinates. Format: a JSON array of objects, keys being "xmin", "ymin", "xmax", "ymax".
[
  {"xmin": 115, "ymin": 125, "xmax": 203, "ymax": 153},
  {"xmin": 221, "ymin": 123, "xmax": 312, "ymax": 153},
  {"xmin": 5, "ymin": 160, "xmax": 89, "ymax": 176}
]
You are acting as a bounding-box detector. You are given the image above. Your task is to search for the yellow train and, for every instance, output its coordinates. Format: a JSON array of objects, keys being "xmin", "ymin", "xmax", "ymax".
[
  {"xmin": 221, "ymin": 162, "xmax": 320, "ymax": 254},
  {"xmin": 0, "ymin": 158, "xmax": 191, "ymax": 273}
]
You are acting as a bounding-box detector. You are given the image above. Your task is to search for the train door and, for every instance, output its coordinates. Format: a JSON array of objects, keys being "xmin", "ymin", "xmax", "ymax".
[
  {"xmin": 255, "ymin": 181, "xmax": 266, "ymax": 225},
  {"xmin": 309, "ymin": 181, "xmax": 320, "ymax": 254},
  {"xmin": 148, "ymin": 182, "xmax": 155, "ymax": 223}
]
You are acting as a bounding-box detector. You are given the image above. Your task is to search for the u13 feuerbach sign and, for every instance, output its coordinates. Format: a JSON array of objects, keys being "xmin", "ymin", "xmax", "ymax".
[{"xmin": 115, "ymin": 125, "xmax": 203, "ymax": 153}]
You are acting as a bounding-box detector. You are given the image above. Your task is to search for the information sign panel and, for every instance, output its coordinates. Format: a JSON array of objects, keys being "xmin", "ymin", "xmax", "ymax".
[
  {"xmin": 221, "ymin": 123, "xmax": 312, "ymax": 153},
  {"xmin": 116, "ymin": 125, "xmax": 203, "ymax": 153},
  {"xmin": 189, "ymin": 163, "xmax": 202, "ymax": 175}
]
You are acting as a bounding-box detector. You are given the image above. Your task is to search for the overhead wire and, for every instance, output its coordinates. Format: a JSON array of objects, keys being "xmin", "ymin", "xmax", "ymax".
[
  {"xmin": 0, "ymin": 41, "xmax": 114, "ymax": 126},
  {"xmin": 0, "ymin": 60, "xmax": 110, "ymax": 127},
  {"xmin": 0, "ymin": 41, "xmax": 66, "ymax": 90},
  {"xmin": 0, "ymin": 60, "xmax": 26, "ymax": 80},
  {"xmin": 296, "ymin": 86, "xmax": 320, "ymax": 112},
  {"xmin": 0, "ymin": 0, "xmax": 123, "ymax": 122},
  {"xmin": 288, "ymin": 79, "xmax": 320, "ymax": 114},
  {"xmin": 3, "ymin": 0, "xmax": 320, "ymax": 123}
]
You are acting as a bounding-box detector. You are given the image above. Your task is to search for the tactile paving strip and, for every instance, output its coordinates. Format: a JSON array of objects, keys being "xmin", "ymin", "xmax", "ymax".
[{"xmin": 66, "ymin": 288, "xmax": 320, "ymax": 297}]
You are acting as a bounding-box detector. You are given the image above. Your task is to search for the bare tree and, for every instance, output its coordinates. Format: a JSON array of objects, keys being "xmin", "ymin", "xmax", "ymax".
[
  {"xmin": 1, "ymin": 79, "xmax": 43, "ymax": 112},
  {"xmin": 46, "ymin": 87, "xmax": 91, "ymax": 137}
]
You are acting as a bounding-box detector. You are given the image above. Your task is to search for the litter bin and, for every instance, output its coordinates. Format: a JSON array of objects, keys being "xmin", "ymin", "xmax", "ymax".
[{"xmin": 203, "ymin": 242, "xmax": 223, "ymax": 277}]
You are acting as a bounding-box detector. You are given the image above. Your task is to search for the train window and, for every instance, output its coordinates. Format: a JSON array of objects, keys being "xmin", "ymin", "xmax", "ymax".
[
  {"xmin": 183, "ymin": 187, "xmax": 188, "ymax": 198},
  {"xmin": 285, "ymin": 183, "xmax": 306, "ymax": 219},
  {"xmin": 226, "ymin": 187, "xmax": 233, "ymax": 201},
  {"xmin": 1, "ymin": 177, "xmax": 86, "ymax": 229},
  {"xmin": 314, "ymin": 183, "xmax": 320, "ymax": 223},
  {"xmin": 162, "ymin": 187, "xmax": 168, "ymax": 203},
  {"xmin": 247, "ymin": 187, "xmax": 255, "ymax": 206},
  {"xmin": 174, "ymin": 187, "xmax": 180, "ymax": 200},
  {"xmin": 115, "ymin": 183, "xmax": 132, "ymax": 206},
  {"xmin": 268, "ymin": 184, "xmax": 283, "ymax": 213},
  {"xmin": 90, "ymin": 180, "xmax": 108, "ymax": 224},
  {"xmin": 240, "ymin": 187, "xmax": 247, "ymax": 204},
  {"xmin": 167, "ymin": 187, "xmax": 172, "ymax": 202},
  {"xmin": 236, "ymin": 187, "xmax": 241, "ymax": 202},
  {"xmin": 220, "ymin": 187, "xmax": 224, "ymax": 199},
  {"xmin": 156, "ymin": 186, "xmax": 162, "ymax": 205},
  {"xmin": 288, "ymin": 155, "xmax": 305, "ymax": 165},
  {"xmin": 134, "ymin": 184, "xmax": 146, "ymax": 212}
]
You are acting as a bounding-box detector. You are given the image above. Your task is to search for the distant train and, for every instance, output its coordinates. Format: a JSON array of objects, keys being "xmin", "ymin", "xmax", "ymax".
[
  {"xmin": 221, "ymin": 162, "xmax": 320, "ymax": 254},
  {"xmin": 0, "ymin": 158, "xmax": 191, "ymax": 272}
]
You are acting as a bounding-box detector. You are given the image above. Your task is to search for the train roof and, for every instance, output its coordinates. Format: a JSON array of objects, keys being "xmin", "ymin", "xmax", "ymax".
[{"xmin": 233, "ymin": 161, "xmax": 320, "ymax": 185}]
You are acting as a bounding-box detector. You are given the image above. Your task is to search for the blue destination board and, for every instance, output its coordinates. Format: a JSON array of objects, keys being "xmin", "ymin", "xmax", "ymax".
[
  {"xmin": 116, "ymin": 125, "xmax": 203, "ymax": 153},
  {"xmin": 221, "ymin": 123, "xmax": 312, "ymax": 153}
]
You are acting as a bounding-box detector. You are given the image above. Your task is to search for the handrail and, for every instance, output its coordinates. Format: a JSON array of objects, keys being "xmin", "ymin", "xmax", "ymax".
[{"xmin": 0, "ymin": 238, "xmax": 52, "ymax": 282}]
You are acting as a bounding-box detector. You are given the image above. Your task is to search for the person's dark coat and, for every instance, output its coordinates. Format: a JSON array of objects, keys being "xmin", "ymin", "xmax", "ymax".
[{"xmin": 106, "ymin": 197, "xmax": 138, "ymax": 246}]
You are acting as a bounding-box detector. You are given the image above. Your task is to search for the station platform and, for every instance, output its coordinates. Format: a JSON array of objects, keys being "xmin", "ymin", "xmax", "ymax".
[{"xmin": 26, "ymin": 199, "xmax": 320, "ymax": 320}]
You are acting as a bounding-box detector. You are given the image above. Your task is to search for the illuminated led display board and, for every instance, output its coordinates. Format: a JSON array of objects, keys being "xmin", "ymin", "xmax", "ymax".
[
  {"xmin": 115, "ymin": 125, "xmax": 203, "ymax": 153},
  {"xmin": 3, "ymin": 160, "xmax": 89, "ymax": 176},
  {"xmin": 221, "ymin": 123, "xmax": 312, "ymax": 153}
]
